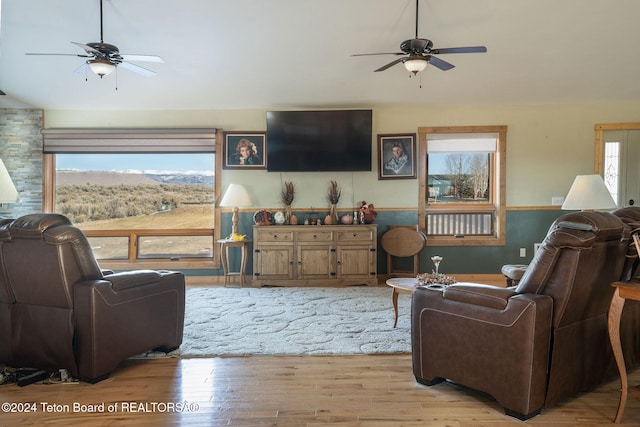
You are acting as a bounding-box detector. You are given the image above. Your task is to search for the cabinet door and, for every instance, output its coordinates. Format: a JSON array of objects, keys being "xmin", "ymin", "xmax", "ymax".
[
  {"xmin": 254, "ymin": 245, "xmax": 294, "ymax": 280},
  {"xmin": 297, "ymin": 244, "xmax": 335, "ymax": 280},
  {"xmin": 336, "ymin": 245, "xmax": 376, "ymax": 279}
]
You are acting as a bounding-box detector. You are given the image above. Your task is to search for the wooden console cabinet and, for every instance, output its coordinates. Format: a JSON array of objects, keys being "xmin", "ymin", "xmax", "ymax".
[{"xmin": 252, "ymin": 224, "xmax": 377, "ymax": 287}]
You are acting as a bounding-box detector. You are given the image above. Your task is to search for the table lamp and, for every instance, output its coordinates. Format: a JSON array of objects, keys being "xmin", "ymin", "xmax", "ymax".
[
  {"xmin": 219, "ymin": 184, "xmax": 251, "ymax": 235},
  {"xmin": 0, "ymin": 160, "xmax": 19, "ymax": 214},
  {"xmin": 561, "ymin": 174, "xmax": 617, "ymax": 211}
]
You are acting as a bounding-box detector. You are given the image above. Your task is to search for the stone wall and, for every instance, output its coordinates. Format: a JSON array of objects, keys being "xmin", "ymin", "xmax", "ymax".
[{"xmin": 0, "ymin": 109, "xmax": 43, "ymax": 217}]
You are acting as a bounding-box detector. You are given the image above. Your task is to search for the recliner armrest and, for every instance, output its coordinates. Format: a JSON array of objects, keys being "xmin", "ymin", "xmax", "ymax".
[
  {"xmin": 104, "ymin": 270, "xmax": 163, "ymax": 291},
  {"xmin": 443, "ymin": 284, "xmax": 518, "ymax": 310}
]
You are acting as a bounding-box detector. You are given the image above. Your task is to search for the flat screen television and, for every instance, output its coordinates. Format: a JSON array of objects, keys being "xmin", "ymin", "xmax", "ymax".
[{"xmin": 266, "ymin": 110, "xmax": 372, "ymax": 172}]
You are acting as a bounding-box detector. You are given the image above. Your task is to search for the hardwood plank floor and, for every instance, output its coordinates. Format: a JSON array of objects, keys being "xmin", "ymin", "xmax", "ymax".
[{"xmin": 1, "ymin": 354, "xmax": 640, "ymax": 426}]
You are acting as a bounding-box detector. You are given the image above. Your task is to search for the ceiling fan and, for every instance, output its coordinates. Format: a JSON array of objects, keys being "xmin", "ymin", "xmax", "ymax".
[
  {"xmin": 26, "ymin": 0, "xmax": 163, "ymax": 79},
  {"xmin": 353, "ymin": 0, "xmax": 486, "ymax": 74}
]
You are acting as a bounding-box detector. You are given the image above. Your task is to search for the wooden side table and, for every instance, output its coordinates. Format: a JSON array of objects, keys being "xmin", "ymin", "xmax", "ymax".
[
  {"xmin": 608, "ymin": 280, "xmax": 640, "ymax": 423},
  {"xmin": 218, "ymin": 239, "xmax": 252, "ymax": 287},
  {"xmin": 385, "ymin": 277, "xmax": 420, "ymax": 328}
]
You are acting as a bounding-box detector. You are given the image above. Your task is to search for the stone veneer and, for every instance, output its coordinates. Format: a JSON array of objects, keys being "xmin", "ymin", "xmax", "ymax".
[{"xmin": 0, "ymin": 109, "xmax": 44, "ymax": 217}]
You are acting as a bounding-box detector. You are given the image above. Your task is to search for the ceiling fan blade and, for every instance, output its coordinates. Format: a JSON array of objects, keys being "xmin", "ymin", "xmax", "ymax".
[
  {"xmin": 120, "ymin": 54, "xmax": 165, "ymax": 63},
  {"xmin": 26, "ymin": 52, "xmax": 90, "ymax": 58},
  {"xmin": 428, "ymin": 55, "xmax": 455, "ymax": 71},
  {"xmin": 374, "ymin": 57, "xmax": 406, "ymax": 72},
  {"xmin": 352, "ymin": 52, "xmax": 404, "ymax": 57},
  {"xmin": 118, "ymin": 61, "xmax": 157, "ymax": 77},
  {"xmin": 433, "ymin": 46, "xmax": 487, "ymax": 54},
  {"xmin": 71, "ymin": 41, "xmax": 101, "ymax": 56},
  {"xmin": 74, "ymin": 63, "xmax": 88, "ymax": 74}
]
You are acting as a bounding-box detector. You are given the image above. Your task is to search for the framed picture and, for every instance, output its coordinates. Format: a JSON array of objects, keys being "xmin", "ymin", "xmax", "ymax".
[
  {"xmin": 378, "ymin": 133, "xmax": 416, "ymax": 179},
  {"xmin": 223, "ymin": 132, "xmax": 267, "ymax": 169}
]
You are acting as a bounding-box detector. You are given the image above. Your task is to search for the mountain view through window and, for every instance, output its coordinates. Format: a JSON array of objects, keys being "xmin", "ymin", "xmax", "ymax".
[{"xmin": 54, "ymin": 153, "xmax": 215, "ymax": 260}]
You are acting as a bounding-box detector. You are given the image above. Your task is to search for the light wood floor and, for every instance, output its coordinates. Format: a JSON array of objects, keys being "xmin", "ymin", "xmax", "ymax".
[{"xmin": 1, "ymin": 354, "xmax": 640, "ymax": 426}]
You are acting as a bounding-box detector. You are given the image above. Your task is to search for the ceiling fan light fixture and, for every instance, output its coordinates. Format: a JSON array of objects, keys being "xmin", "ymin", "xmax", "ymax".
[
  {"xmin": 403, "ymin": 57, "xmax": 428, "ymax": 74},
  {"xmin": 88, "ymin": 59, "xmax": 115, "ymax": 78}
]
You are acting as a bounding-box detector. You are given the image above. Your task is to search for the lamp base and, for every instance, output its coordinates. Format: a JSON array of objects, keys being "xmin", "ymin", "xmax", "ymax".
[{"xmin": 232, "ymin": 207, "xmax": 239, "ymax": 236}]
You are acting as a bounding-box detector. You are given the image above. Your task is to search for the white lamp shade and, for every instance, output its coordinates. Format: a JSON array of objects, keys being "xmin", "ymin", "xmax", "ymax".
[
  {"xmin": 403, "ymin": 57, "xmax": 428, "ymax": 74},
  {"xmin": 0, "ymin": 160, "xmax": 19, "ymax": 204},
  {"xmin": 219, "ymin": 184, "xmax": 252, "ymax": 207},
  {"xmin": 89, "ymin": 60, "xmax": 116, "ymax": 77},
  {"xmin": 561, "ymin": 174, "xmax": 617, "ymax": 210}
]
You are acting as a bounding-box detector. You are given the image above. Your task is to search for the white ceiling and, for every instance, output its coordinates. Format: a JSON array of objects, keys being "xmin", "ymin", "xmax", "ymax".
[{"xmin": 2, "ymin": 0, "xmax": 640, "ymax": 111}]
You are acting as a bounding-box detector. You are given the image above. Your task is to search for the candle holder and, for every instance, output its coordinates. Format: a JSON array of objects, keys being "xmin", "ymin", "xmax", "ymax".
[{"xmin": 431, "ymin": 255, "xmax": 443, "ymax": 274}]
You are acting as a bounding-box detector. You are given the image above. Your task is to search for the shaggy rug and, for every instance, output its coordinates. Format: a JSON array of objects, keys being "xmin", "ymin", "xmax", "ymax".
[{"xmin": 167, "ymin": 286, "xmax": 412, "ymax": 357}]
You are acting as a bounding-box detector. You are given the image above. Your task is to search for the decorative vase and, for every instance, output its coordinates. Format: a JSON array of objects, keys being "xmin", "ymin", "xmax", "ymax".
[
  {"xmin": 290, "ymin": 214, "xmax": 298, "ymax": 225},
  {"xmin": 285, "ymin": 205, "xmax": 292, "ymax": 224},
  {"xmin": 329, "ymin": 204, "xmax": 339, "ymax": 225}
]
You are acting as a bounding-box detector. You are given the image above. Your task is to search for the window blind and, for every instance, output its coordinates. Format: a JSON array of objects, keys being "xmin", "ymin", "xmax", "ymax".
[
  {"xmin": 427, "ymin": 133, "xmax": 498, "ymax": 153},
  {"xmin": 42, "ymin": 128, "xmax": 218, "ymax": 153}
]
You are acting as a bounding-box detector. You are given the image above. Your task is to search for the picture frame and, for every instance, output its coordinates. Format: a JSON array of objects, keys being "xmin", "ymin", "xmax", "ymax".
[
  {"xmin": 377, "ymin": 133, "xmax": 417, "ymax": 180},
  {"xmin": 223, "ymin": 132, "xmax": 267, "ymax": 169}
]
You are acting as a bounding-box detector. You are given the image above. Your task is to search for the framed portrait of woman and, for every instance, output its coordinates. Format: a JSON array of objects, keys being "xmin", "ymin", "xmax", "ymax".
[
  {"xmin": 378, "ymin": 133, "xmax": 416, "ymax": 180},
  {"xmin": 223, "ymin": 132, "xmax": 267, "ymax": 169}
]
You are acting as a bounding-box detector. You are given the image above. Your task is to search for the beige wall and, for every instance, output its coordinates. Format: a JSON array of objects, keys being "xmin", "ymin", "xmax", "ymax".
[{"xmin": 44, "ymin": 102, "xmax": 640, "ymax": 209}]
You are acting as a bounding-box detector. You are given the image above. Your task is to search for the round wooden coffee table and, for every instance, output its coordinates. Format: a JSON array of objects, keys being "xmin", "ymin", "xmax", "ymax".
[{"xmin": 385, "ymin": 277, "xmax": 420, "ymax": 328}]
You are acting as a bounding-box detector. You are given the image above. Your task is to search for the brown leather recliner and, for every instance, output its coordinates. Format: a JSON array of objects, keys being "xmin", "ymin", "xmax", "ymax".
[
  {"xmin": 0, "ymin": 214, "xmax": 185, "ymax": 383},
  {"xmin": 412, "ymin": 211, "xmax": 630, "ymax": 420}
]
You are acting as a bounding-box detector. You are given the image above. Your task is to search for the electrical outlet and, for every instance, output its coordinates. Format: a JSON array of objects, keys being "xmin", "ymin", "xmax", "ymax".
[
  {"xmin": 534, "ymin": 243, "xmax": 542, "ymax": 254},
  {"xmin": 520, "ymin": 247, "xmax": 526, "ymax": 257},
  {"xmin": 552, "ymin": 196, "xmax": 565, "ymax": 206}
]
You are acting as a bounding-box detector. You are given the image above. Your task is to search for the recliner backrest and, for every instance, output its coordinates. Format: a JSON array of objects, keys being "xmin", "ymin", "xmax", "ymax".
[
  {"xmin": 516, "ymin": 211, "xmax": 628, "ymax": 328},
  {"xmin": 1, "ymin": 213, "xmax": 103, "ymax": 309}
]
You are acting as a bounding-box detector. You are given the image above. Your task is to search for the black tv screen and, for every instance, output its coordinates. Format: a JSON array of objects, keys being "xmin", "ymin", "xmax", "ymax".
[{"xmin": 266, "ymin": 110, "xmax": 372, "ymax": 172}]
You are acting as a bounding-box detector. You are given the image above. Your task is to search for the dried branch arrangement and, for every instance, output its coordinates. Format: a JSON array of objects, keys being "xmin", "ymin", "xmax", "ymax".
[
  {"xmin": 281, "ymin": 181, "xmax": 295, "ymax": 206},
  {"xmin": 417, "ymin": 272, "xmax": 457, "ymax": 286},
  {"xmin": 327, "ymin": 180, "xmax": 341, "ymax": 204}
]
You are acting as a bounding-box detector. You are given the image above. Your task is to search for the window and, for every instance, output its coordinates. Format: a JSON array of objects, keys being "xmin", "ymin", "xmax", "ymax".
[
  {"xmin": 42, "ymin": 128, "xmax": 221, "ymax": 269},
  {"xmin": 604, "ymin": 141, "xmax": 620, "ymax": 205},
  {"xmin": 418, "ymin": 126, "xmax": 507, "ymax": 246}
]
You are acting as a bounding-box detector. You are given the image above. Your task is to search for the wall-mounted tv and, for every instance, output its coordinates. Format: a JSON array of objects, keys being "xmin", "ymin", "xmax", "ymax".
[{"xmin": 266, "ymin": 109, "xmax": 372, "ymax": 172}]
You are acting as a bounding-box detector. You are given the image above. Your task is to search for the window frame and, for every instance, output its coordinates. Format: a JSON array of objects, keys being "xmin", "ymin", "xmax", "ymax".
[
  {"xmin": 418, "ymin": 125, "xmax": 507, "ymax": 246},
  {"xmin": 43, "ymin": 128, "xmax": 223, "ymax": 270}
]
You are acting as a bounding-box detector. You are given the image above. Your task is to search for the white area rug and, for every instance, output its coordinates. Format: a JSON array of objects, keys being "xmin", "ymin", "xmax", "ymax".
[{"xmin": 172, "ymin": 286, "xmax": 412, "ymax": 357}]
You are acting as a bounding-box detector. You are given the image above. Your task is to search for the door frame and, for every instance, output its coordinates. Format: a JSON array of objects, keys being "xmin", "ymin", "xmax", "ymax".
[{"xmin": 595, "ymin": 123, "xmax": 640, "ymax": 173}]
